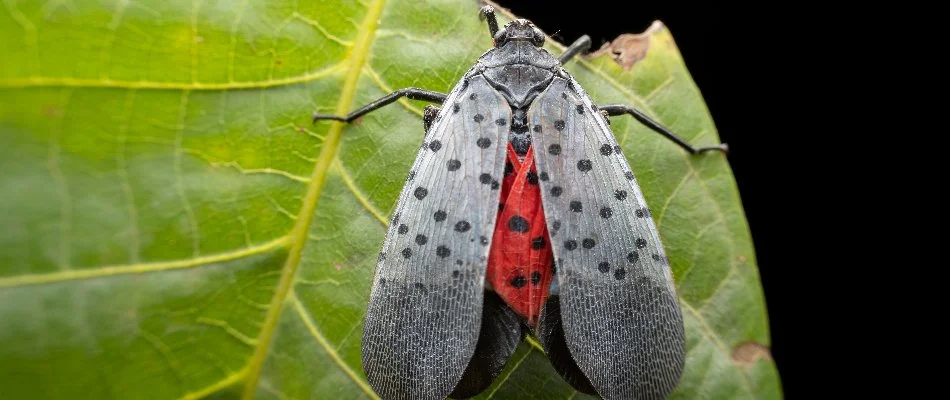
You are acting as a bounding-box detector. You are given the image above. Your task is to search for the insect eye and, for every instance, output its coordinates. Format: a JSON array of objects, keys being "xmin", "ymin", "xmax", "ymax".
[
  {"xmin": 493, "ymin": 28, "xmax": 508, "ymax": 46},
  {"xmin": 532, "ymin": 28, "xmax": 545, "ymax": 46}
]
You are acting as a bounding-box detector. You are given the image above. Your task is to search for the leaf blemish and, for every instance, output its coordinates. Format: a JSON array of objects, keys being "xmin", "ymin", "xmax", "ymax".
[{"xmin": 731, "ymin": 342, "xmax": 772, "ymax": 367}]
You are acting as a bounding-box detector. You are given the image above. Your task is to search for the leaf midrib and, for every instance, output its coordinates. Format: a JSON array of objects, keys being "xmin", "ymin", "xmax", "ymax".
[
  {"xmin": 0, "ymin": 63, "xmax": 346, "ymax": 90},
  {"xmin": 237, "ymin": 0, "xmax": 388, "ymax": 398}
]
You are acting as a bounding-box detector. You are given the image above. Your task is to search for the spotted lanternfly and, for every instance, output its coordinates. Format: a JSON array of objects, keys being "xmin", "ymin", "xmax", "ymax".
[{"xmin": 313, "ymin": 6, "xmax": 727, "ymax": 400}]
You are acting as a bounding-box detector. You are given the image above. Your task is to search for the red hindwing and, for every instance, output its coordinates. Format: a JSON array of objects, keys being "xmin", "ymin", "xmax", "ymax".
[{"xmin": 487, "ymin": 144, "xmax": 554, "ymax": 327}]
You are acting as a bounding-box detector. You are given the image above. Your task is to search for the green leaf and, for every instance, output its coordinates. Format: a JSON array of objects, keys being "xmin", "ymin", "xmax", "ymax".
[{"xmin": 0, "ymin": 0, "xmax": 780, "ymax": 399}]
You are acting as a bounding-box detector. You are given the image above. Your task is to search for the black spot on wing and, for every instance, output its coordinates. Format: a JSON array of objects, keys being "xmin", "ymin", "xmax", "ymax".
[
  {"xmin": 508, "ymin": 215, "xmax": 530, "ymax": 233},
  {"xmin": 526, "ymin": 171, "xmax": 538, "ymax": 185},
  {"xmin": 447, "ymin": 159, "xmax": 461, "ymax": 171},
  {"xmin": 627, "ymin": 251, "xmax": 639, "ymax": 263},
  {"xmin": 510, "ymin": 275, "xmax": 527, "ymax": 288},
  {"xmin": 564, "ymin": 240, "xmax": 577, "ymax": 251},
  {"xmin": 569, "ymin": 201, "xmax": 582, "ymax": 212},
  {"xmin": 531, "ymin": 236, "xmax": 546, "ymax": 250},
  {"xmin": 577, "ymin": 159, "xmax": 592, "ymax": 172},
  {"xmin": 415, "ymin": 234, "xmax": 427, "ymax": 245},
  {"xmin": 613, "ymin": 268, "xmax": 626, "ymax": 280},
  {"xmin": 413, "ymin": 187, "xmax": 428, "ymax": 200},
  {"xmin": 436, "ymin": 245, "xmax": 451, "ymax": 258}
]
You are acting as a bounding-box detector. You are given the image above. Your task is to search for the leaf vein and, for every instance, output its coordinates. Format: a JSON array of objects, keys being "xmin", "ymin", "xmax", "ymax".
[
  {"xmin": 485, "ymin": 346, "xmax": 535, "ymax": 399},
  {"xmin": 291, "ymin": 295, "xmax": 380, "ymax": 399},
  {"xmin": 0, "ymin": 62, "xmax": 347, "ymax": 90},
  {"xmin": 654, "ymin": 169, "xmax": 694, "ymax": 232},
  {"xmin": 292, "ymin": 11, "xmax": 355, "ymax": 47},
  {"xmin": 48, "ymin": 88, "xmax": 73, "ymax": 271},
  {"xmin": 175, "ymin": 91, "xmax": 201, "ymax": 257},
  {"xmin": 680, "ymin": 300, "xmax": 754, "ymax": 394},
  {"xmin": 0, "ymin": 236, "xmax": 291, "ymax": 288},
  {"xmin": 116, "ymin": 89, "xmax": 142, "ymax": 263},
  {"xmin": 365, "ymin": 65, "xmax": 425, "ymax": 117},
  {"xmin": 334, "ymin": 159, "xmax": 388, "ymax": 226},
  {"xmin": 227, "ymin": 0, "xmax": 252, "ymax": 83},
  {"xmin": 196, "ymin": 317, "xmax": 259, "ymax": 346},
  {"xmin": 239, "ymin": 1, "xmax": 387, "ymax": 397}
]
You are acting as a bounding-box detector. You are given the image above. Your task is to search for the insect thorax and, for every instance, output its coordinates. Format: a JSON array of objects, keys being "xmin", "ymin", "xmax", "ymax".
[{"xmin": 475, "ymin": 41, "xmax": 562, "ymax": 158}]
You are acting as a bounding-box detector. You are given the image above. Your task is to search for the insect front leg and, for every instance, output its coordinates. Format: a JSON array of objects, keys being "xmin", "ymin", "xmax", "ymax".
[
  {"xmin": 478, "ymin": 5, "xmax": 500, "ymax": 39},
  {"xmin": 311, "ymin": 88, "xmax": 447, "ymax": 124},
  {"xmin": 598, "ymin": 104, "xmax": 730, "ymax": 155},
  {"xmin": 558, "ymin": 35, "xmax": 592, "ymax": 65}
]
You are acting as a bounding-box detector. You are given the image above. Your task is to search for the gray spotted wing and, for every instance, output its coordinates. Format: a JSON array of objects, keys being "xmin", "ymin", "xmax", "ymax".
[
  {"xmin": 361, "ymin": 75, "xmax": 511, "ymax": 400},
  {"xmin": 528, "ymin": 76, "xmax": 686, "ymax": 399}
]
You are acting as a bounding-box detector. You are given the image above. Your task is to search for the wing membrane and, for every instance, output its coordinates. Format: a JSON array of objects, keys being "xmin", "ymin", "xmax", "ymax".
[
  {"xmin": 529, "ymin": 76, "xmax": 686, "ymax": 399},
  {"xmin": 361, "ymin": 75, "xmax": 511, "ymax": 400}
]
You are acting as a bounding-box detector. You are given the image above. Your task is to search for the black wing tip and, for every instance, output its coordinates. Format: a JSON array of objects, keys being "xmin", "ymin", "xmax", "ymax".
[
  {"xmin": 537, "ymin": 290, "xmax": 687, "ymax": 399},
  {"xmin": 536, "ymin": 296, "xmax": 599, "ymax": 396},
  {"xmin": 449, "ymin": 291, "xmax": 526, "ymax": 399}
]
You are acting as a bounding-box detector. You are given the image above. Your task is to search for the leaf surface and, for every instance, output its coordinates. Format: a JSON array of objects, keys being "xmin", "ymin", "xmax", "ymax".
[{"xmin": 0, "ymin": 0, "xmax": 780, "ymax": 399}]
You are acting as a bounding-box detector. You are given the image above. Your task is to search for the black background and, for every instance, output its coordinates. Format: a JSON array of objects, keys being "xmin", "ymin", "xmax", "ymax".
[{"xmin": 493, "ymin": 0, "xmax": 801, "ymax": 396}]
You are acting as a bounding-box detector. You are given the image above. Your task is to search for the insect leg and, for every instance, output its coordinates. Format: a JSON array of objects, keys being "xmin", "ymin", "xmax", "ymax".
[
  {"xmin": 558, "ymin": 35, "xmax": 592, "ymax": 65},
  {"xmin": 312, "ymin": 88, "xmax": 447, "ymax": 124},
  {"xmin": 478, "ymin": 5, "xmax": 500, "ymax": 39},
  {"xmin": 598, "ymin": 104, "xmax": 729, "ymax": 154},
  {"xmin": 423, "ymin": 105, "xmax": 440, "ymax": 133}
]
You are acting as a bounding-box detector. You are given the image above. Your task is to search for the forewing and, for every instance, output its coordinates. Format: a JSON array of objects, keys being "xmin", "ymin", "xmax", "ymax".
[
  {"xmin": 529, "ymin": 76, "xmax": 686, "ymax": 399},
  {"xmin": 361, "ymin": 75, "xmax": 511, "ymax": 400}
]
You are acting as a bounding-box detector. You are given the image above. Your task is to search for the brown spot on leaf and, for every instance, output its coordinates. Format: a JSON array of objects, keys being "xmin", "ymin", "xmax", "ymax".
[
  {"xmin": 731, "ymin": 342, "xmax": 772, "ymax": 367},
  {"xmin": 591, "ymin": 21, "xmax": 666, "ymax": 70},
  {"xmin": 42, "ymin": 106, "xmax": 64, "ymax": 117}
]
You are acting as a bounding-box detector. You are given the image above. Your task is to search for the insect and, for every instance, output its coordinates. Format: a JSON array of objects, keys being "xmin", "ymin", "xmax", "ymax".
[{"xmin": 313, "ymin": 6, "xmax": 727, "ymax": 400}]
